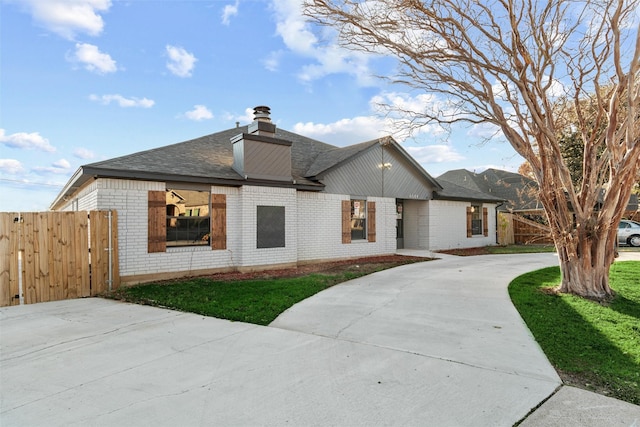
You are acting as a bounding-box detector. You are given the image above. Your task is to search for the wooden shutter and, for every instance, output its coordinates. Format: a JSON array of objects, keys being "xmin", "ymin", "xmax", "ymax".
[
  {"xmin": 483, "ymin": 207, "xmax": 488, "ymax": 237},
  {"xmin": 148, "ymin": 190, "xmax": 166, "ymax": 253},
  {"xmin": 367, "ymin": 201, "xmax": 376, "ymax": 242},
  {"xmin": 211, "ymin": 194, "xmax": 227, "ymax": 250},
  {"xmin": 342, "ymin": 200, "xmax": 351, "ymax": 244},
  {"xmin": 466, "ymin": 206, "xmax": 472, "ymax": 238}
]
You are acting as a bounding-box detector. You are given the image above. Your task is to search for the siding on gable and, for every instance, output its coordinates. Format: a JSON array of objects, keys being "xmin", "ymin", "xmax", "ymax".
[{"xmin": 321, "ymin": 144, "xmax": 435, "ymax": 199}]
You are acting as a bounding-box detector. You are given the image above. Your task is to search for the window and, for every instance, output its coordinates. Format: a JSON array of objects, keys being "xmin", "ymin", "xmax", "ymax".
[
  {"xmin": 342, "ymin": 199, "xmax": 376, "ymax": 244},
  {"xmin": 166, "ymin": 189, "xmax": 211, "ymax": 247},
  {"xmin": 351, "ymin": 199, "xmax": 367, "ymax": 240},
  {"xmin": 466, "ymin": 205, "xmax": 489, "ymax": 237},
  {"xmin": 148, "ymin": 190, "xmax": 226, "ymax": 253},
  {"xmin": 471, "ymin": 204, "xmax": 482, "ymax": 235},
  {"xmin": 257, "ymin": 206, "xmax": 285, "ymax": 248}
]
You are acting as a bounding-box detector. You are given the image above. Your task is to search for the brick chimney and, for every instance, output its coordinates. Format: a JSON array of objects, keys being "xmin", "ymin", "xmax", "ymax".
[{"xmin": 231, "ymin": 106, "xmax": 292, "ymax": 182}]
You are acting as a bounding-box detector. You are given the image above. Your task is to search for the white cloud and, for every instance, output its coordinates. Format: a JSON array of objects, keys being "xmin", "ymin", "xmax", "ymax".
[
  {"xmin": 221, "ymin": 0, "xmax": 239, "ymax": 25},
  {"xmin": 184, "ymin": 105, "xmax": 213, "ymax": 121},
  {"xmin": 33, "ymin": 158, "xmax": 72, "ymax": 174},
  {"xmin": 293, "ymin": 116, "xmax": 389, "ymax": 146},
  {"xmin": 73, "ymin": 147, "xmax": 96, "ymax": 159},
  {"xmin": 11, "ymin": 0, "xmax": 111, "ymax": 39},
  {"xmin": 292, "ymin": 91, "xmax": 454, "ymax": 147},
  {"xmin": 166, "ymin": 45, "xmax": 197, "ymax": 77},
  {"xmin": 404, "ymin": 145, "xmax": 465, "ymax": 164},
  {"xmin": 0, "ymin": 159, "xmax": 26, "ymax": 175},
  {"xmin": 270, "ymin": 0, "xmax": 376, "ymax": 85},
  {"xmin": 467, "ymin": 122, "xmax": 503, "ymax": 140},
  {"xmin": 0, "ymin": 129, "xmax": 56, "ymax": 152},
  {"xmin": 53, "ymin": 159, "xmax": 71, "ymax": 169},
  {"xmin": 70, "ymin": 43, "xmax": 117, "ymax": 74},
  {"xmin": 89, "ymin": 94, "xmax": 155, "ymax": 108},
  {"xmin": 227, "ymin": 107, "xmax": 255, "ymax": 125},
  {"xmin": 263, "ymin": 50, "xmax": 283, "ymax": 72},
  {"xmin": 542, "ymin": 75, "xmax": 566, "ymax": 98}
]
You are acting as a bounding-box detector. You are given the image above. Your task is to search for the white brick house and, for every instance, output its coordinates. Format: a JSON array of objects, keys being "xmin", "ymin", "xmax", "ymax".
[{"xmin": 51, "ymin": 106, "xmax": 502, "ymax": 285}]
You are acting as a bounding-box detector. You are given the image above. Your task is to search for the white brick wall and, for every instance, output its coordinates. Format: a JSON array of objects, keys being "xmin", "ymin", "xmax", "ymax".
[
  {"xmin": 297, "ymin": 192, "xmax": 396, "ymax": 262},
  {"xmin": 65, "ymin": 178, "xmax": 495, "ymax": 280},
  {"xmin": 77, "ymin": 179, "xmax": 237, "ymax": 278},
  {"xmin": 427, "ymin": 200, "xmax": 497, "ymax": 250},
  {"xmin": 234, "ymin": 186, "xmax": 298, "ymax": 268}
]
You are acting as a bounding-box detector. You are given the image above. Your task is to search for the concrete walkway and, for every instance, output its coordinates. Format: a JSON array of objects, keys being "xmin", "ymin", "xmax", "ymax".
[{"xmin": 1, "ymin": 253, "xmax": 639, "ymax": 426}]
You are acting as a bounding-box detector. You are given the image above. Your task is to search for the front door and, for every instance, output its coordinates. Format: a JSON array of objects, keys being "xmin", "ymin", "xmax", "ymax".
[{"xmin": 396, "ymin": 200, "xmax": 404, "ymax": 249}]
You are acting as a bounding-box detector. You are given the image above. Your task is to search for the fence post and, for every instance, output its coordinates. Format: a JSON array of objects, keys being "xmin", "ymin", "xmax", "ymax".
[{"xmin": 107, "ymin": 210, "xmax": 113, "ymax": 292}]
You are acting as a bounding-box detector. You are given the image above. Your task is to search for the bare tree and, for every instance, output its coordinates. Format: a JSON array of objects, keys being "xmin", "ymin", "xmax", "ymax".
[{"xmin": 305, "ymin": 0, "xmax": 640, "ymax": 299}]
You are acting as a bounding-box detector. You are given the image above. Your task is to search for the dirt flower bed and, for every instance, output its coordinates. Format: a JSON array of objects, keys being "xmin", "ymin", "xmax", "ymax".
[
  {"xmin": 197, "ymin": 254, "xmax": 432, "ymax": 282},
  {"xmin": 437, "ymin": 247, "xmax": 491, "ymax": 256}
]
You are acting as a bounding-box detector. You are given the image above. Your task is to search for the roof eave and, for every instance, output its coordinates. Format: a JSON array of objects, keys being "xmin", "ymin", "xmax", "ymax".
[
  {"xmin": 432, "ymin": 193, "xmax": 505, "ymax": 203},
  {"xmin": 51, "ymin": 166, "xmax": 325, "ymax": 209},
  {"xmin": 49, "ymin": 167, "xmax": 91, "ymax": 210}
]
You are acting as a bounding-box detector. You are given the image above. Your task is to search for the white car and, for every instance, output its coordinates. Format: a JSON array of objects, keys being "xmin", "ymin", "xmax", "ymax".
[{"xmin": 617, "ymin": 219, "xmax": 640, "ymax": 247}]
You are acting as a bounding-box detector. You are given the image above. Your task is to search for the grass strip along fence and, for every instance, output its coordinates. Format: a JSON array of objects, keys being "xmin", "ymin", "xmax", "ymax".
[{"xmin": 509, "ymin": 261, "xmax": 640, "ymax": 405}]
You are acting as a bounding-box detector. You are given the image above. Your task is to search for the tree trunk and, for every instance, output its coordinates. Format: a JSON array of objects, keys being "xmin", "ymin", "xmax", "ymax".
[{"xmin": 554, "ymin": 229, "xmax": 616, "ymax": 299}]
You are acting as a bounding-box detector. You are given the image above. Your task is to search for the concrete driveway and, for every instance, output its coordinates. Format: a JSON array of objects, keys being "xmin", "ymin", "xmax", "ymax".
[{"xmin": 1, "ymin": 252, "xmax": 638, "ymax": 426}]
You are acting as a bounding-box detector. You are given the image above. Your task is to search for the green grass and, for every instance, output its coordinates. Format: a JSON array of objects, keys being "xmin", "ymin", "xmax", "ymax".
[
  {"xmin": 509, "ymin": 261, "xmax": 640, "ymax": 405},
  {"xmin": 487, "ymin": 244, "xmax": 556, "ymax": 254},
  {"xmin": 110, "ymin": 271, "xmax": 370, "ymax": 326}
]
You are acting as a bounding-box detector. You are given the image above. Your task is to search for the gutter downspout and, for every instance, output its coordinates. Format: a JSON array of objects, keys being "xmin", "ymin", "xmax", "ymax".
[{"xmin": 495, "ymin": 202, "xmax": 505, "ymax": 245}]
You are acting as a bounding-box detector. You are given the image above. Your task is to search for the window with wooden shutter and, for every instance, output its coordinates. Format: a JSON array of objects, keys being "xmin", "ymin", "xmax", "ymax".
[
  {"xmin": 148, "ymin": 190, "xmax": 166, "ymax": 253},
  {"xmin": 367, "ymin": 201, "xmax": 376, "ymax": 242},
  {"xmin": 466, "ymin": 206, "xmax": 472, "ymax": 238},
  {"xmin": 341, "ymin": 200, "xmax": 351, "ymax": 244},
  {"xmin": 211, "ymin": 194, "xmax": 227, "ymax": 250},
  {"xmin": 483, "ymin": 207, "xmax": 488, "ymax": 237}
]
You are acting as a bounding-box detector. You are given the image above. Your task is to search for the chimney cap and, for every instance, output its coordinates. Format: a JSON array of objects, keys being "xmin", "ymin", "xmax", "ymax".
[{"xmin": 253, "ymin": 105, "xmax": 271, "ymax": 122}]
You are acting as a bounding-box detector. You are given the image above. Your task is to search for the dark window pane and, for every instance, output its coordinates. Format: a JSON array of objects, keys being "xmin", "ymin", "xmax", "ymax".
[
  {"xmin": 351, "ymin": 199, "xmax": 366, "ymax": 240},
  {"xmin": 257, "ymin": 206, "xmax": 285, "ymax": 248}
]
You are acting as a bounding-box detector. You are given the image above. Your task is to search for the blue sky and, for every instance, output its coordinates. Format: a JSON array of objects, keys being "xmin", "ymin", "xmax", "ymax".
[{"xmin": 1, "ymin": 0, "xmax": 524, "ymax": 212}]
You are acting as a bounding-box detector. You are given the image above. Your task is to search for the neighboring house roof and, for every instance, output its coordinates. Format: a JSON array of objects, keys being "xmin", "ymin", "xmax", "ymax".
[
  {"xmin": 433, "ymin": 179, "xmax": 505, "ymax": 203},
  {"xmin": 438, "ymin": 168, "xmax": 540, "ymax": 211}
]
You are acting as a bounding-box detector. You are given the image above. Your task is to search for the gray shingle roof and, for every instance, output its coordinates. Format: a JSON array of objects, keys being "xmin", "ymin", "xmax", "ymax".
[
  {"xmin": 434, "ymin": 179, "xmax": 505, "ymax": 203},
  {"xmin": 51, "ymin": 121, "xmax": 491, "ymax": 208},
  {"xmin": 83, "ymin": 126, "xmax": 337, "ymax": 187},
  {"xmin": 438, "ymin": 168, "xmax": 540, "ymax": 210}
]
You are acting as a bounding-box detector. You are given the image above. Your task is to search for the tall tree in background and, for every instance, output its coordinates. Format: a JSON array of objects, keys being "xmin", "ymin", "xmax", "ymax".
[{"xmin": 306, "ymin": 0, "xmax": 640, "ymax": 299}]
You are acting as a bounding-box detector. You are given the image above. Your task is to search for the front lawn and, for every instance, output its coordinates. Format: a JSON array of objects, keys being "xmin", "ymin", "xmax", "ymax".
[
  {"xmin": 108, "ymin": 255, "xmax": 427, "ymax": 326},
  {"xmin": 509, "ymin": 261, "xmax": 640, "ymax": 405}
]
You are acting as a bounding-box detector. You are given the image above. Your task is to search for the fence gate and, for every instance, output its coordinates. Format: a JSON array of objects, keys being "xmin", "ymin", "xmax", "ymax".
[
  {"xmin": 0, "ymin": 211, "xmax": 119, "ymax": 307},
  {"xmin": 498, "ymin": 212, "xmax": 553, "ymax": 245}
]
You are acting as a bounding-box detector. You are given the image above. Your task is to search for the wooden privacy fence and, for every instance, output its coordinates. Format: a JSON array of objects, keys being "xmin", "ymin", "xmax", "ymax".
[
  {"xmin": 0, "ymin": 211, "xmax": 119, "ymax": 307},
  {"xmin": 498, "ymin": 212, "xmax": 553, "ymax": 245}
]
